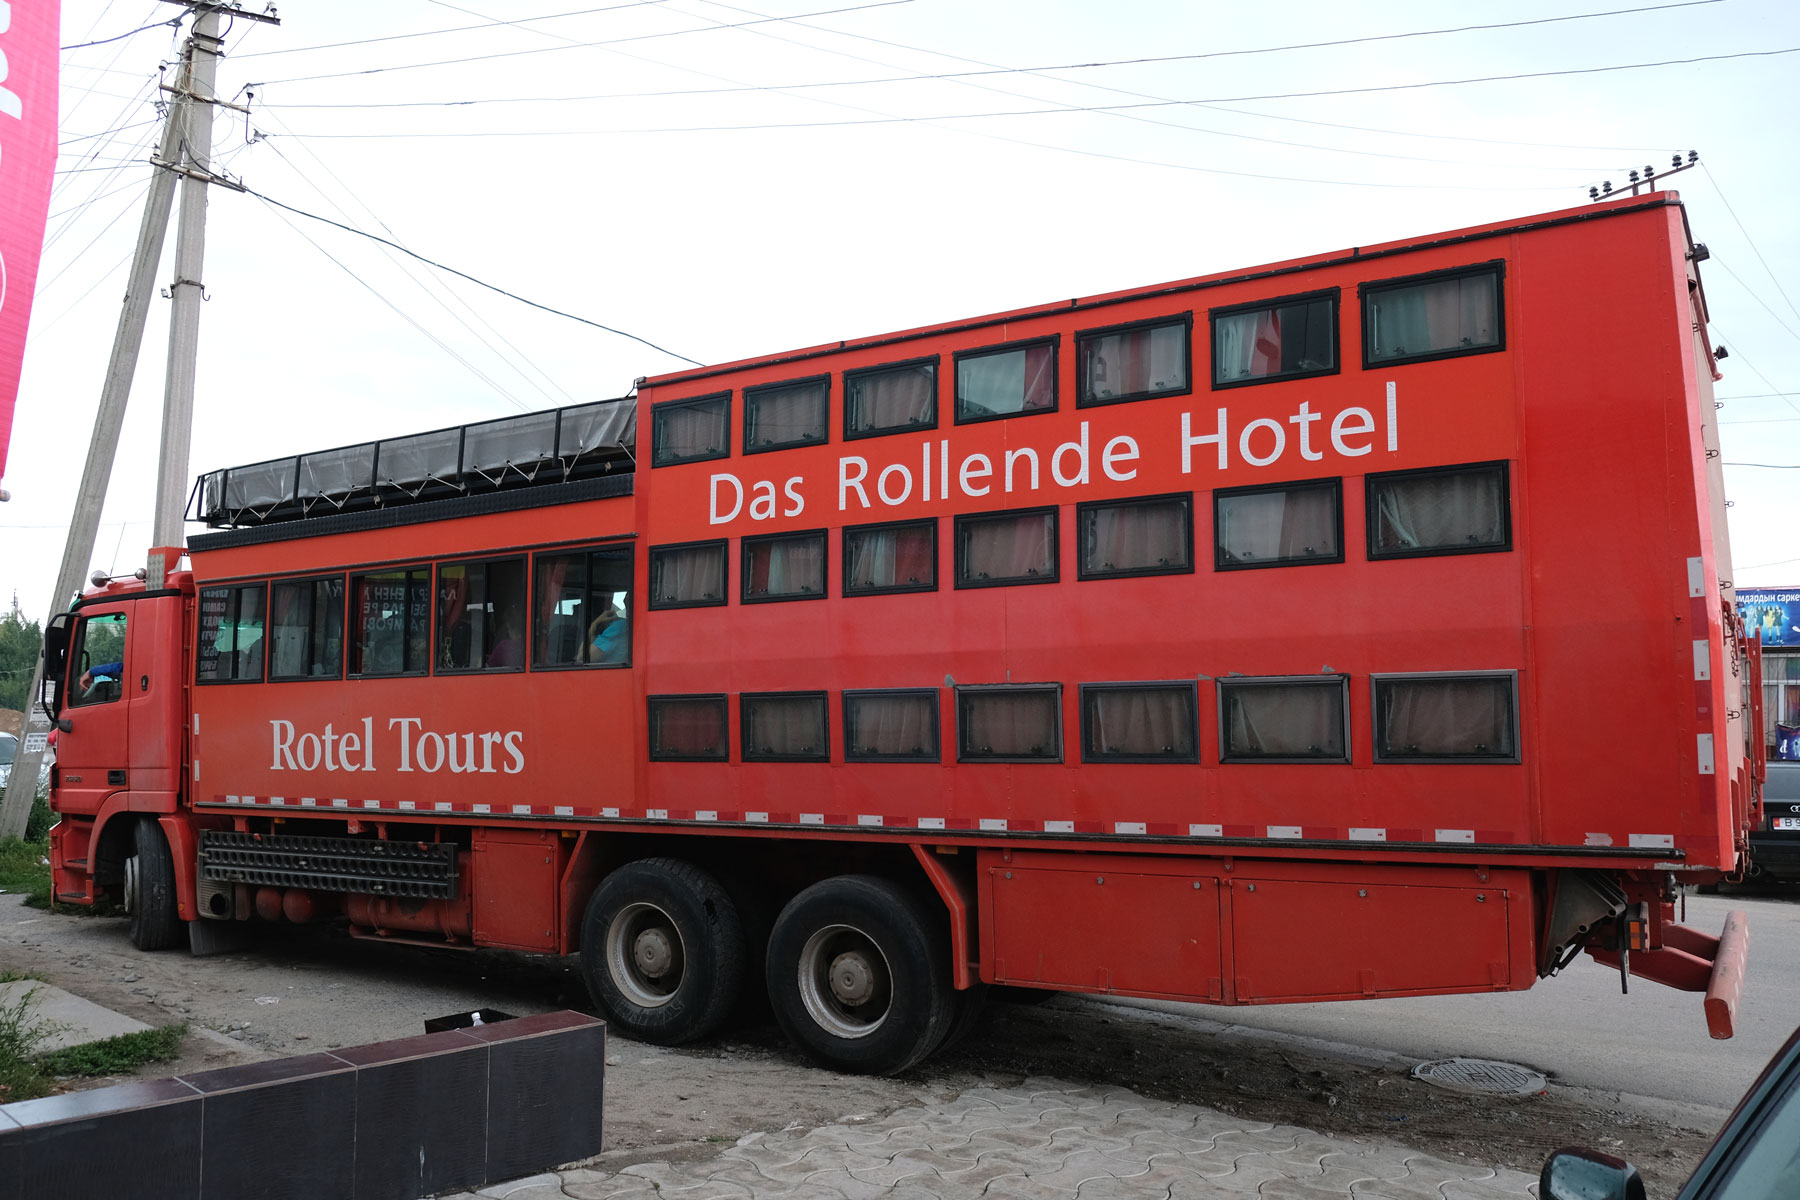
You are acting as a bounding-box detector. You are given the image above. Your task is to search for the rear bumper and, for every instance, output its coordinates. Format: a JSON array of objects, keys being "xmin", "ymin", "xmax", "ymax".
[
  {"xmin": 1748, "ymin": 832, "xmax": 1800, "ymax": 879},
  {"xmin": 1587, "ymin": 908, "xmax": 1750, "ymax": 1039}
]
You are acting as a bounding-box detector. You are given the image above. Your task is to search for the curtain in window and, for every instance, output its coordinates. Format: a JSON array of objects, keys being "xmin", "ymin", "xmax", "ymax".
[
  {"xmin": 746, "ymin": 697, "xmax": 826, "ymax": 757},
  {"xmin": 1083, "ymin": 501, "xmax": 1187, "ymax": 572},
  {"xmin": 270, "ymin": 583, "xmax": 310, "ymax": 678},
  {"xmin": 847, "ymin": 525, "xmax": 934, "ymax": 590},
  {"xmin": 534, "ymin": 556, "xmax": 580, "ymax": 665},
  {"xmin": 1370, "ymin": 275, "xmax": 1497, "ymax": 359},
  {"xmin": 1217, "ymin": 488, "xmax": 1337, "ymax": 563},
  {"xmin": 654, "ymin": 701, "xmax": 726, "ymax": 757},
  {"xmin": 1214, "ymin": 308, "xmax": 1283, "ymax": 381},
  {"xmin": 963, "ymin": 513, "xmax": 1054, "ymax": 581},
  {"xmin": 355, "ymin": 572, "xmax": 426, "ymax": 675},
  {"xmin": 652, "ymin": 546, "xmax": 724, "ymax": 605},
  {"xmin": 1374, "ymin": 470, "xmax": 1504, "ymax": 552},
  {"xmin": 746, "ymin": 536, "xmax": 824, "ymax": 598},
  {"xmin": 655, "ymin": 402, "xmax": 726, "ymax": 462},
  {"xmin": 1088, "ymin": 688, "xmax": 1193, "ymax": 757},
  {"xmin": 848, "ymin": 365, "xmax": 935, "ymax": 433},
  {"xmin": 962, "ymin": 690, "xmax": 1058, "ymax": 757},
  {"xmin": 1085, "ymin": 324, "xmax": 1186, "ymax": 400},
  {"xmin": 847, "ymin": 693, "xmax": 937, "ymax": 757},
  {"xmin": 745, "ymin": 381, "xmax": 827, "ymax": 448},
  {"xmin": 958, "ymin": 345, "xmax": 1055, "ymax": 418},
  {"xmin": 1225, "ymin": 683, "xmax": 1344, "ymax": 757},
  {"xmin": 1380, "ymin": 678, "xmax": 1512, "ymax": 756}
]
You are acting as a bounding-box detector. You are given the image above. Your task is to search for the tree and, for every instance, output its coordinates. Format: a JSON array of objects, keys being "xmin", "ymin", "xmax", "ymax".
[{"xmin": 0, "ymin": 594, "xmax": 42, "ymax": 715}]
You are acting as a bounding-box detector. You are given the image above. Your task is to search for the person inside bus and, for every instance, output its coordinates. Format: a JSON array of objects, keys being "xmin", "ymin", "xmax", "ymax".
[
  {"xmin": 586, "ymin": 604, "xmax": 628, "ymax": 664},
  {"xmin": 486, "ymin": 610, "xmax": 524, "ymax": 669}
]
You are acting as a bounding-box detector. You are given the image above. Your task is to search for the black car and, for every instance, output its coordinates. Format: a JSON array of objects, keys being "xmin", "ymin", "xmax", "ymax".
[
  {"xmin": 1751, "ymin": 762, "xmax": 1800, "ymax": 882},
  {"xmin": 1542, "ymin": 1023, "xmax": 1800, "ymax": 1199}
]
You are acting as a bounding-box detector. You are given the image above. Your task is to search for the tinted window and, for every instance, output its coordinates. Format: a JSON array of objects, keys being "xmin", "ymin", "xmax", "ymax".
[
  {"xmin": 1373, "ymin": 674, "xmax": 1517, "ymax": 762},
  {"xmin": 956, "ymin": 339, "xmax": 1056, "ymax": 422},
  {"xmin": 844, "ymin": 519, "xmax": 936, "ymax": 595},
  {"xmin": 1215, "ymin": 479, "xmax": 1342, "ymax": 569},
  {"xmin": 438, "ymin": 559, "xmax": 527, "ymax": 672},
  {"xmin": 1077, "ymin": 494, "xmax": 1192, "ymax": 579},
  {"xmin": 350, "ymin": 568, "xmax": 430, "ymax": 676},
  {"xmin": 197, "ymin": 584, "xmax": 266, "ymax": 683},
  {"xmin": 845, "ymin": 690, "xmax": 940, "ymax": 762},
  {"xmin": 651, "ymin": 394, "xmax": 729, "ymax": 467},
  {"xmin": 955, "ymin": 508, "xmax": 1057, "ymax": 588},
  {"xmin": 845, "ymin": 360, "xmax": 937, "ymax": 438},
  {"xmin": 648, "ymin": 541, "xmax": 727, "ymax": 609},
  {"xmin": 742, "ymin": 692, "xmax": 829, "ymax": 762},
  {"xmin": 1082, "ymin": 683, "xmax": 1198, "ymax": 762},
  {"xmin": 744, "ymin": 377, "xmax": 829, "ymax": 452},
  {"xmin": 1219, "ymin": 677, "xmax": 1349, "ymax": 762},
  {"xmin": 958, "ymin": 685, "xmax": 1061, "ymax": 762},
  {"xmin": 270, "ymin": 577, "xmax": 344, "ymax": 680},
  {"xmin": 72, "ymin": 611, "xmax": 129, "ymax": 705},
  {"xmin": 1077, "ymin": 317, "xmax": 1189, "ymax": 406},
  {"xmin": 534, "ymin": 546, "xmax": 632, "ymax": 666},
  {"xmin": 743, "ymin": 530, "xmax": 827, "ymax": 602},
  {"xmin": 1364, "ymin": 263, "xmax": 1502, "ymax": 365},
  {"xmin": 1368, "ymin": 462, "xmax": 1509, "ymax": 558},
  {"xmin": 648, "ymin": 695, "xmax": 729, "ymax": 761},
  {"xmin": 1212, "ymin": 292, "xmax": 1336, "ymax": 386}
]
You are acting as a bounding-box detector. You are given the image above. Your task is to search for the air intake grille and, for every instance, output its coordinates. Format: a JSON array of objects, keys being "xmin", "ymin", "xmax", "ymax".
[{"xmin": 199, "ymin": 830, "xmax": 457, "ymax": 899}]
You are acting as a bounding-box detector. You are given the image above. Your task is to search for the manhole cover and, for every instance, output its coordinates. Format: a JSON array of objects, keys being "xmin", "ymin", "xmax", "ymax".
[{"xmin": 1411, "ymin": 1058, "xmax": 1547, "ymax": 1096}]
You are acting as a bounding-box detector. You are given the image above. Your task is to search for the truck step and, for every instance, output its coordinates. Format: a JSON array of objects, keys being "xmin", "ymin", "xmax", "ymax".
[{"xmin": 198, "ymin": 830, "xmax": 457, "ymax": 899}]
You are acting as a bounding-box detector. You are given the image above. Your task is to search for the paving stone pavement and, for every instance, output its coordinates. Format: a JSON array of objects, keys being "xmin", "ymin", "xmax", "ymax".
[{"xmin": 441, "ymin": 1079, "xmax": 1542, "ymax": 1200}]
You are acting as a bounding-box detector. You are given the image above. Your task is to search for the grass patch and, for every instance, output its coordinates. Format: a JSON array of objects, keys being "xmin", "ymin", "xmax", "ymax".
[
  {"xmin": 0, "ymin": 835, "xmax": 51, "ymax": 909},
  {"xmin": 36, "ymin": 1024, "xmax": 187, "ymax": 1078},
  {"xmin": 0, "ymin": 983, "xmax": 60, "ymax": 1103}
]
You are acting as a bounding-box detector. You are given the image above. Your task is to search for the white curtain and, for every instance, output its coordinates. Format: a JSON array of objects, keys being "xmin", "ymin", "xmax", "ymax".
[
  {"xmin": 652, "ymin": 545, "xmax": 725, "ymax": 605},
  {"xmin": 1084, "ymin": 323, "xmax": 1186, "ymax": 400},
  {"xmin": 1213, "ymin": 309, "xmax": 1282, "ymax": 381},
  {"xmin": 748, "ymin": 536, "xmax": 824, "ymax": 598},
  {"xmin": 847, "ymin": 525, "xmax": 934, "ymax": 590},
  {"xmin": 958, "ymin": 344, "xmax": 1055, "ymax": 417},
  {"xmin": 1380, "ymin": 678, "xmax": 1512, "ymax": 757},
  {"xmin": 962, "ymin": 512, "xmax": 1055, "ymax": 582},
  {"xmin": 962, "ymin": 690, "xmax": 1058, "ymax": 757},
  {"xmin": 746, "ymin": 696, "xmax": 826, "ymax": 757},
  {"xmin": 1088, "ymin": 687, "xmax": 1194, "ymax": 757},
  {"xmin": 745, "ymin": 381, "xmax": 827, "ymax": 448},
  {"xmin": 654, "ymin": 699, "xmax": 726, "ymax": 757},
  {"xmin": 655, "ymin": 401, "xmax": 726, "ymax": 462},
  {"xmin": 1216, "ymin": 488, "xmax": 1337, "ymax": 564},
  {"xmin": 1374, "ymin": 470, "xmax": 1504, "ymax": 552},
  {"xmin": 1083, "ymin": 500, "xmax": 1187, "ymax": 573},
  {"xmin": 848, "ymin": 365, "xmax": 935, "ymax": 433},
  {"xmin": 847, "ymin": 693, "xmax": 937, "ymax": 757},
  {"xmin": 1369, "ymin": 274, "xmax": 1497, "ymax": 360},
  {"xmin": 1225, "ymin": 682, "xmax": 1344, "ymax": 757}
]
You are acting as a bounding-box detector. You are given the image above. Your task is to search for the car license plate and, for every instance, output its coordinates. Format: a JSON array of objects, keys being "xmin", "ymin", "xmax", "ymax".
[{"xmin": 1777, "ymin": 817, "xmax": 1800, "ymax": 830}]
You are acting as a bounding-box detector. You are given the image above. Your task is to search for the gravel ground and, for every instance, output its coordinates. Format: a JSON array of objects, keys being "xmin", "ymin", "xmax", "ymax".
[{"xmin": 0, "ymin": 893, "xmax": 1721, "ymax": 1192}]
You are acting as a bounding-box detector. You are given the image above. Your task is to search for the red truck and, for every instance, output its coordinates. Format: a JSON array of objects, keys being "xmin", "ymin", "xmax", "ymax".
[{"xmin": 41, "ymin": 191, "xmax": 1756, "ymax": 1074}]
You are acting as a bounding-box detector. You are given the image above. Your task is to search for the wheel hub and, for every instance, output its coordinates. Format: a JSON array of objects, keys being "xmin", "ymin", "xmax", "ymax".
[
  {"xmin": 123, "ymin": 856, "xmax": 138, "ymax": 915},
  {"xmin": 828, "ymin": 951, "xmax": 875, "ymax": 1006},
  {"xmin": 634, "ymin": 928, "xmax": 675, "ymax": 978}
]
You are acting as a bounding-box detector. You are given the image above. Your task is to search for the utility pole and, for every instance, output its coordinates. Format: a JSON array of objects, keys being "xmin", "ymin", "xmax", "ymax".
[{"xmin": 0, "ymin": 2, "xmax": 277, "ymax": 840}]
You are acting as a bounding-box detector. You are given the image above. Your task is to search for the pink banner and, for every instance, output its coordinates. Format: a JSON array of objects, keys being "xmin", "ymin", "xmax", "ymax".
[{"xmin": 0, "ymin": 1, "xmax": 61, "ymax": 486}]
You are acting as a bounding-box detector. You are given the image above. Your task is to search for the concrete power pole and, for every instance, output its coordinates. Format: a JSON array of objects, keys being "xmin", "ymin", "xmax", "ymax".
[{"xmin": 0, "ymin": 2, "xmax": 277, "ymax": 839}]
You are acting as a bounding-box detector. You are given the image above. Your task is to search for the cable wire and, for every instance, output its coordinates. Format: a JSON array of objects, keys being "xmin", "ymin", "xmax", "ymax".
[
  {"xmin": 61, "ymin": 16, "xmax": 182, "ymax": 52},
  {"xmin": 233, "ymin": 0, "xmax": 676, "ymax": 58},
  {"xmin": 1703, "ymin": 163, "xmax": 1800, "ymax": 327}
]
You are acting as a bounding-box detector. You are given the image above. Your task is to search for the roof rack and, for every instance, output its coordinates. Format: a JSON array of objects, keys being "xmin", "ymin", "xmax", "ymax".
[{"xmin": 189, "ymin": 397, "xmax": 637, "ymax": 529}]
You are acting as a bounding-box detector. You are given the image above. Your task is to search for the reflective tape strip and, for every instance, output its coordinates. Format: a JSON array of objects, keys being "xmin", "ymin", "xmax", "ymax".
[
  {"xmin": 399, "ymin": 801, "xmax": 416, "ymax": 811},
  {"xmin": 331, "ymin": 798, "xmax": 349, "ymax": 809},
  {"xmin": 1694, "ymin": 639, "xmax": 1711, "ymax": 681},
  {"xmin": 1688, "ymin": 556, "xmax": 1706, "ymax": 597},
  {"xmin": 1267, "ymin": 825, "xmax": 1302, "ymax": 839},
  {"xmin": 472, "ymin": 803, "xmax": 491, "ymax": 814},
  {"xmin": 1698, "ymin": 733, "xmax": 1715, "ymax": 775},
  {"xmin": 435, "ymin": 801, "xmax": 453, "ymax": 812},
  {"xmin": 603, "ymin": 807, "xmax": 621, "ymax": 818},
  {"xmin": 1349, "ymin": 827, "xmax": 1386, "ymax": 841},
  {"xmin": 1043, "ymin": 820, "xmax": 1074, "ymax": 833},
  {"xmin": 745, "ymin": 811, "xmax": 768, "ymax": 823},
  {"xmin": 979, "ymin": 818, "xmax": 1007, "ymax": 831},
  {"xmin": 362, "ymin": 799, "xmax": 381, "ymax": 810},
  {"xmin": 1114, "ymin": 821, "xmax": 1147, "ymax": 835},
  {"xmin": 858, "ymin": 815, "xmax": 883, "ymax": 827},
  {"xmin": 917, "ymin": 817, "xmax": 945, "ymax": 830},
  {"xmin": 1435, "ymin": 829, "xmax": 1475, "ymax": 843},
  {"xmin": 696, "ymin": 810, "xmax": 718, "ymax": 821},
  {"xmin": 511, "ymin": 804, "xmax": 531, "ymax": 815},
  {"xmin": 646, "ymin": 808, "xmax": 668, "ymax": 819},
  {"xmin": 1630, "ymin": 833, "xmax": 1675, "ymax": 849},
  {"xmin": 800, "ymin": 813, "xmax": 824, "ymax": 825},
  {"xmin": 1188, "ymin": 823, "xmax": 1223, "ymax": 837},
  {"xmin": 555, "ymin": 805, "xmax": 574, "ymax": 816},
  {"xmin": 300, "ymin": 797, "xmax": 317, "ymax": 808}
]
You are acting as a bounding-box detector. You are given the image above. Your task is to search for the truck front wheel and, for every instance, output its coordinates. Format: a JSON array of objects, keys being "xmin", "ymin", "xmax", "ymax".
[
  {"xmin": 125, "ymin": 819, "xmax": 183, "ymax": 951},
  {"xmin": 766, "ymin": 875, "xmax": 953, "ymax": 1075},
  {"xmin": 580, "ymin": 858, "xmax": 746, "ymax": 1044}
]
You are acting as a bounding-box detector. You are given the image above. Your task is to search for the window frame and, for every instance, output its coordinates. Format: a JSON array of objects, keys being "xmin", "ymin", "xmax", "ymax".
[
  {"xmin": 433, "ymin": 554, "xmax": 529, "ymax": 677},
  {"xmin": 1208, "ymin": 287, "xmax": 1341, "ymax": 390},
  {"xmin": 740, "ymin": 690, "xmax": 831, "ymax": 763},
  {"xmin": 742, "ymin": 374, "xmax": 831, "ymax": 455},
  {"xmin": 842, "ymin": 355, "xmax": 940, "ymax": 442},
  {"xmin": 530, "ymin": 543, "xmax": 634, "ymax": 671},
  {"xmin": 842, "ymin": 517, "xmax": 938, "ymax": 598},
  {"xmin": 267, "ymin": 573, "xmax": 346, "ymax": 683},
  {"xmin": 1075, "ymin": 313, "xmax": 1193, "ymax": 408},
  {"xmin": 649, "ymin": 392, "xmax": 732, "ymax": 468},
  {"xmin": 956, "ymin": 682, "xmax": 1064, "ymax": 764},
  {"xmin": 1075, "ymin": 492, "xmax": 1195, "ymax": 581},
  {"xmin": 741, "ymin": 528, "xmax": 830, "ymax": 604},
  {"xmin": 71, "ymin": 610, "xmax": 131, "ymax": 706},
  {"xmin": 1359, "ymin": 260, "xmax": 1506, "ymax": 368},
  {"xmin": 1216, "ymin": 674, "xmax": 1351, "ymax": 765},
  {"xmin": 1370, "ymin": 669, "xmax": 1521, "ymax": 765},
  {"xmin": 953, "ymin": 335, "xmax": 1060, "ymax": 426},
  {"xmin": 647, "ymin": 693, "xmax": 730, "ymax": 762},
  {"xmin": 647, "ymin": 538, "xmax": 729, "ymax": 611},
  {"xmin": 1212, "ymin": 476, "xmax": 1345, "ymax": 571},
  {"xmin": 843, "ymin": 688, "xmax": 942, "ymax": 763},
  {"xmin": 1365, "ymin": 459, "xmax": 1513, "ymax": 561},
  {"xmin": 953, "ymin": 505, "xmax": 1060, "ymax": 590},
  {"xmin": 1079, "ymin": 680, "xmax": 1200, "ymax": 765},
  {"xmin": 195, "ymin": 582, "xmax": 268, "ymax": 685},
  {"xmin": 347, "ymin": 566, "xmax": 432, "ymax": 678}
]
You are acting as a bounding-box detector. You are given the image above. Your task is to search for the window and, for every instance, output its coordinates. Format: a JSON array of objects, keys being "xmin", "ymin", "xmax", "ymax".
[
  {"xmin": 534, "ymin": 546, "xmax": 632, "ymax": 667},
  {"xmin": 844, "ymin": 690, "xmax": 940, "ymax": 762},
  {"xmin": 845, "ymin": 358, "xmax": 937, "ymax": 439},
  {"xmin": 1373, "ymin": 672, "xmax": 1519, "ymax": 762},
  {"xmin": 650, "ymin": 393, "xmax": 730, "ymax": 467},
  {"xmin": 648, "ymin": 695, "xmax": 729, "ymax": 761},
  {"xmin": 438, "ymin": 558, "xmax": 528, "ymax": 672},
  {"xmin": 955, "ymin": 507, "xmax": 1058, "ymax": 588},
  {"xmin": 1367, "ymin": 461, "xmax": 1510, "ymax": 559},
  {"xmin": 270, "ymin": 577, "xmax": 344, "ymax": 680},
  {"xmin": 1077, "ymin": 494, "xmax": 1193, "ymax": 579},
  {"xmin": 957, "ymin": 684, "xmax": 1061, "ymax": 762},
  {"xmin": 349, "ymin": 568, "xmax": 430, "ymax": 676},
  {"xmin": 1363, "ymin": 262, "xmax": 1503, "ymax": 366},
  {"xmin": 70, "ymin": 612, "xmax": 129, "ymax": 706},
  {"xmin": 955, "ymin": 338, "xmax": 1057, "ymax": 423},
  {"xmin": 844, "ymin": 518, "xmax": 936, "ymax": 595},
  {"xmin": 743, "ymin": 530, "xmax": 827, "ymax": 603},
  {"xmin": 744, "ymin": 376, "xmax": 829, "ymax": 452},
  {"xmin": 1081, "ymin": 683, "xmax": 1198, "ymax": 763},
  {"xmin": 1214, "ymin": 479, "xmax": 1342, "ymax": 569},
  {"xmin": 1077, "ymin": 316, "xmax": 1190, "ymax": 406},
  {"xmin": 197, "ymin": 584, "xmax": 267, "ymax": 683},
  {"xmin": 1211, "ymin": 291, "xmax": 1337, "ymax": 387},
  {"xmin": 741, "ymin": 692, "xmax": 829, "ymax": 762},
  {"xmin": 648, "ymin": 540, "xmax": 727, "ymax": 609},
  {"xmin": 1219, "ymin": 676, "xmax": 1349, "ymax": 763}
]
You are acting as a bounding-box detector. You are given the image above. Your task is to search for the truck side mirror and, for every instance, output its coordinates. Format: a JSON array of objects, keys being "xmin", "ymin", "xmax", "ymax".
[
  {"xmin": 1541, "ymin": 1149, "xmax": 1646, "ymax": 1200},
  {"xmin": 40, "ymin": 613, "xmax": 72, "ymax": 718}
]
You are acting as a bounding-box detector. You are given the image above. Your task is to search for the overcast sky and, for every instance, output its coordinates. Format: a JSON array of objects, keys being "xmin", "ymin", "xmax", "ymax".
[{"xmin": 4, "ymin": 0, "xmax": 1797, "ymax": 619}]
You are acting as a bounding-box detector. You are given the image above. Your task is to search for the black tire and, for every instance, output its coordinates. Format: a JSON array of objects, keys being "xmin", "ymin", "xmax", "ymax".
[
  {"xmin": 766, "ymin": 875, "xmax": 954, "ymax": 1076},
  {"xmin": 993, "ymin": 985, "xmax": 1058, "ymax": 1006},
  {"xmin": 580, "ymin": 858, "xmax": 746, "ymax": 1044},
  {"xmin": 717, "ymin": 869, "xmax": 778, "ymax": 1027},
  {"xmin": 126, "ymin": 819, "xmax": 183, "ymax": 951},
  {"xmin": 936, "ymin": 982, "xmax": 991, "ymax": 1054}
]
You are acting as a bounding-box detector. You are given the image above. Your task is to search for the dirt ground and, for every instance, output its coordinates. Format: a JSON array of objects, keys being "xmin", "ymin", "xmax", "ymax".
[{"xmin": 0, "ymin": 893, "xmax": 1718, "ymax": 1193}]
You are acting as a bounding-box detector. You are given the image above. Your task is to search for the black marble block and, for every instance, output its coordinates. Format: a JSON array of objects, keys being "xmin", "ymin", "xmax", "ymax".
[
  {"xmin": 0, "ymin": 1076, "xmax": 204, "ymax": 1200},
  {"xmin": 465, "ymin": 1010, "xmax": 607, "ymax": 1183},
  {"xmin": 330, "ymin": 1030, "xmax": 489, "ymax": 1200},
  {"xmin": 180, "ymin": 1052, "xmax": 358, "ymax": 1200}
]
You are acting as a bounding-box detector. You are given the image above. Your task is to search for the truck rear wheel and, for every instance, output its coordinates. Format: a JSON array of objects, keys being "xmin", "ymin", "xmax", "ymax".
[
  {"xmin": 580, "ymin": 858, "xmax": 745, "ymax": 1044},
  {"xmin": 125, "ymin": 819, "xmax": 183, "ymax": 951},
  {"xmin": 766, "ymin": 875, "xmax": 953, "ymax": 1075}
]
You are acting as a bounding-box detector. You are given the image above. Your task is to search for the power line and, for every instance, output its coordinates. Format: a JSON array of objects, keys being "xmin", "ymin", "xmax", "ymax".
[
  {"xmin": 240, "ymin": 184, "xmax": 703, "ymax": 366},
  {"xmin": 1710, "ymin": 257, "xmax": 1800, "ymax": 346},
  {"xmin": 1703, "ymin": 163, "xmax": 1800, "ymax": 328},
  {"xmin": 233, "ymin": 1, "xmax": 676, "ymax": 58},
  {"xmin": 61, "ymin": 16, "xmax": 182, "ymax": 51}
]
